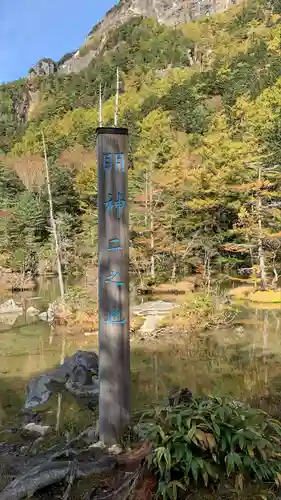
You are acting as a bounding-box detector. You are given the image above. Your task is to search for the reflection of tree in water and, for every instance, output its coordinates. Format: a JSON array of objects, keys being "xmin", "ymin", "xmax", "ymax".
[
  {"xmin": 195, "ymin": 307, "xmax": 281, "ymax": 399},
  {"xmin": 227, "ymin": 344, "xmax": 277, "ymax": 367},
  {"xmin": 263, "ymin": 310, "xmax": 268, "ymax": 385}
]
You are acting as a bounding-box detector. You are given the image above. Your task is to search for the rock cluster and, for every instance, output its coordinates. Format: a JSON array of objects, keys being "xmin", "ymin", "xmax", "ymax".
[
  {"xmin": 28, "ymin": 58, "xmax": 57, "ymax": 78},
  {"xmin": 24, "ymin": 350, "xmax": 99, "ymax": 410}
]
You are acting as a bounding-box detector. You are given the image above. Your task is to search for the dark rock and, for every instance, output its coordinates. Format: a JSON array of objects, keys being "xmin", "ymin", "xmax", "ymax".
[
  {"xmin": 65, "ymin": 379, "xmax": 99, "ymax": 398},
  {"xmin": 21, "ymin": 408, "xmax": 41, "ymax": 421},
  {"xmin": 24, "ymin": 374, "xmax": 52, "ymax": 410},
  {"xmin": 22, "ymin": 423, "xmax": 50, "ymax": 437},
  {"xmin": 80, "ymin": 425, "xmax": 99, "ymax": 445},
  {"xmin": 24, "ymin": 350, "xmax": 99, "ymax": 410},
  {"xmin": 50, "ymin": 350, "xmax": 98, "ymax": 384},
  {"xmin": 168, "ymin": 388, "xmax": 193, "ymax": 406},
  {"xmin": 0, "ymin": 442, "xmax": 23, "ymax": 456}
]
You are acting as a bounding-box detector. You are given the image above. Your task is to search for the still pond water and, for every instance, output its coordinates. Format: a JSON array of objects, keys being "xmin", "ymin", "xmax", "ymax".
[{"xmin": 1, "ymin": 279, "xmax": 281, "ymax": 431}]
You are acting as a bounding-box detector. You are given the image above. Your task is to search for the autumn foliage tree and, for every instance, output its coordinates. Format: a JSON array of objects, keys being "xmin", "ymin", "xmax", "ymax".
[{"xmin": 1, "ymin": 0, "xmax": 281, "ymax": 287}]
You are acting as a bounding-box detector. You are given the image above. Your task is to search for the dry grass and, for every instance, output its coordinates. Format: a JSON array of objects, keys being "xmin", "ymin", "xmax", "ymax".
[
  {"xmin": 152, "ymin": 277, "xmax": 199, "ymax": 294},
  {"xmin": 69, "ymin": 310, "xmax": 98, "ymax": 332},
  {"xmin": 249, "ymin": 290, "xmax": 281, "ymax": 303},
  {"xmin": 159, "ymin": 292, "xmax": 233, "ymax": 332},
  {"xmin": 228, "ymin": 285, "xmax": 254, "ymax": 298},
  {"xmin": 229, "ymin": 286, "xmax": 281, "ymax": 304}
]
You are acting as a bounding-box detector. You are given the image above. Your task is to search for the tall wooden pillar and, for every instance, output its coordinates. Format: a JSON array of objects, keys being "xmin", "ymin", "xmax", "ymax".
[{"xmin": 96, "ymin": 127, "xmax": 131, "ymax": 445}]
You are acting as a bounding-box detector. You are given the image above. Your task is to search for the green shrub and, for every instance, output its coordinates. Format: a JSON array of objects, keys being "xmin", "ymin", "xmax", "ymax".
[
  {"xmin": 64, "ymin": 286, "xmax": 90, "ymax": 312},
  {"xmin": 139, "ymin": 397, "xmax": 281, "ymax": 499}
]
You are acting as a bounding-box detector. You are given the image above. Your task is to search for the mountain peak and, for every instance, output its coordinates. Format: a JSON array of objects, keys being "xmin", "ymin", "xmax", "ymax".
[{"xmin": 58, "ymin": 0, "xmax": 241, "ymax": 75}]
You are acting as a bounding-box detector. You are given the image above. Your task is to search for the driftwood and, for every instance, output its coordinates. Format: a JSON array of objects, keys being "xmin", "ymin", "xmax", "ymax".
[
  {"xmin": 0, "ymin": 426, "xmax": 116, "ymax": 500},
  {"xmin": 62, "ymin": 460, "xmax": 77, "ymax": 500},
  {"xmin": 0, "ymin": 455, "xmax": 116, "ymax": 500},
  {"xmin": 0, "ymin": 421, "xmax": 153, "ymax": 500}
]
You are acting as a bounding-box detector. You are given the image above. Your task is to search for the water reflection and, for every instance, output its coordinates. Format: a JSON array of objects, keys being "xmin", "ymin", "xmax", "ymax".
[
  {"xmin": 0, "ymin": 312, "xmax": 22, "ymax": 326},
  {"xmin": 131, "ymin": 305, "xmax": 281, "ymax": 411},
  {"xmin": 1, "ymin": 282, "xmax": 281, "ymax": 429}
]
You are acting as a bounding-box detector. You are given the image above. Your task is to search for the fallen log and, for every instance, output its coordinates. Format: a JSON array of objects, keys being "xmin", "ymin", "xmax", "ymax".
[{"xmin": 0, "ymin": 456, "xmax": 116, "ymax": 500}]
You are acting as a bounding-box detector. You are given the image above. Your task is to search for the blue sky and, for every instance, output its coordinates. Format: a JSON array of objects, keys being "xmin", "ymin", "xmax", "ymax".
[{"xmin": 0, "ymin": 0, "xmax": 116, "ymax": 83}]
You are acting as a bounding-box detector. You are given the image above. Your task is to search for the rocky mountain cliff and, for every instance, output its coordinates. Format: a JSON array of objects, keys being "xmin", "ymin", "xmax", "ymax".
[
  {"xmin": 29, "ymin": 0, "xmax": 240, "ymax": 77},
  {"xmin": 90, "ymin": 0, "xmax": 239, "ymax": 29}
]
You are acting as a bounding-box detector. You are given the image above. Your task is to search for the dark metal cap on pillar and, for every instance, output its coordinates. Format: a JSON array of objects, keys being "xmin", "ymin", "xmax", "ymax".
[
  {"xmin": 96, "ymin": 126, "xmax": 130, "ymax": 445},
  {"xmin": 96, "ymin": 127, "xmax": 128, "ymax": 136}
]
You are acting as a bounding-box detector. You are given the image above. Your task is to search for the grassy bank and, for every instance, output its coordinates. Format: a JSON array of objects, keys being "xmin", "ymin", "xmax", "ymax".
[{"xmin": 229, "ymin": 286, "xmax": 281, "ymax": 304}]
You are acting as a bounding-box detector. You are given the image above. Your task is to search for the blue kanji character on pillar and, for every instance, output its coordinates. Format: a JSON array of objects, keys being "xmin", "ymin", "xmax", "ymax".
[
  {"xmin": 103, "ymin": 152, "xmax": 112, "ymax": 170},
  {"xmin": 108, "ymin": 238, "xmax": 122, "ymax": 252},
  {"xmin": 104, "ymin": 192, "xmax": 126, "ymax": 220},
  {"xmin": 114, "ymin": 192, "xmax": 126, "ymax": 219},
  {"xmin": 104, "ymin": 193, "xmax": 114, "ymax": 214},
  {"xmin": 105, "ymin": 306, "xmax": 126, "ymax": 325},
  {"xmin": 104, "ymin": 271, "xmax": 124, "ymax": 287},
  {"xmin": 115, "ymin": 153, "xmax": 124, "ymax": 172}
]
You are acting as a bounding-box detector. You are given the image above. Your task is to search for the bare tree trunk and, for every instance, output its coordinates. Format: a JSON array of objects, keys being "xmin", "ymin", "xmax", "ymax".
[
  {"xmin": 258, "ymin": 225, "xmax": 266, "ymax": 289},
  {"xmin": 263, "ymin": 310, "xmax": 268, "ymax": 385},
  {"xmin": 114, "ymin": 67, "xmax": 119, "ymax": 127},
  {"xmin": 99, "ymin": 83, "xmax": 103, "ymax": 128},
  {"xmin": 145, "ymin": 169, "xmax": 148, "ymax": 228},
  {"xmin": 272, "ymin": 251, "xmax": 278, "ymax": 289},
  {"xmin": 187, "ymin": 49, "xmax": 194, "ymax": 66},
  {"xmin": 249, "ymin": 246, "xmax": 254, "ymax": 271},
  {"xmin": 194, "ymin": 44, "xmax": 198, "ymax": 62},
  {"xmin": 203, "ymin": 250, "xmax": 211, "ymax": 294},
  {"xmin": 207, "ymin": 255, "xmax": 211, "ymax": 295},
  {"xmin": 132, "ymin": 254, "xmax": 144, "ymax": 288},
  {"xmin": 171, "ymin": 259, "xmax": 177, "ymax": 281},
  {"xmin": 149, "ymin": 163, "xmax": 155, "ymax": 281},
  {"xmin": 272, "ymin": 268, "xmax": 278, "ymax": 289},
  {"xmin": 257, "ymin": 165, "xmax": 267, "ymax": 290},
  {"xmin": 171, "ymin": 244, "xmax": 177, "ymax": 281},
  {"xmin": 203, "ymin": 250, "xmax": 207, "ymax": 282},
  {"xmin": 42, "ymin": 131, "xmax": 65, "ymax": 299},
  {"xmin": 42, "ymin": 131, "xmax": 66, "ymax": 434},
  {"xmin": 136, "ymin": 263, "xmax": 144, "ymax": 287}
]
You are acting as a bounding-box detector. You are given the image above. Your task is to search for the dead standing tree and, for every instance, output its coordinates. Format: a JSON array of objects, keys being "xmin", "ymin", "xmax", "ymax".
[
  {"xmin": 42, "ymin": 131, "xmax": 65, "ymax": 300},
  {"xmin": 42, "ymin": 131, "xmax": 66, "ymax": 433}
]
